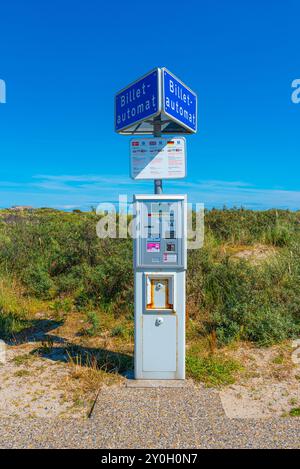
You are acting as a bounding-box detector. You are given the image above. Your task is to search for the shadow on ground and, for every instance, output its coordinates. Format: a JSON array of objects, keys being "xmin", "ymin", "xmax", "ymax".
[
  {"xmin": 31, "ymin": 343, "xmax": 133, "ymax": 376},
  {"xmin": 3, "ymin": 319, "xmax": 65, "ymax": 346},
  {"xmin": 3, "ymin": 317, "xmax": 133, "ymax": 377}
]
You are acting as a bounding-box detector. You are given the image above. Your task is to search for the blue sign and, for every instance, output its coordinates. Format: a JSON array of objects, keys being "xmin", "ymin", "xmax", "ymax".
[
  {"xmin": 162, "ymin": 68, "xmax": 197, "ymax": 133},
  {"xmin": 115, "ymin": 69, "xmax": 160, "ymax": 132}
]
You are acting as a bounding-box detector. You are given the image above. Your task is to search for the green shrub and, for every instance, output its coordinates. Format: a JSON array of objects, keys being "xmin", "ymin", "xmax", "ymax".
[
  {"xmin": 111, "ymin": 325, "xmax": 125, "ymax": 337},
  {"xmin": 244, "ymin": 307, "xmax": 297, "ymax": 346},
  {"xmin": 50, "ymin": 298, "xmax": 73, "ymax": 314},
  {"xmin": 0, "ymin": 311, "xmax": 32, "ymax": 340},
  {"xmin": 264, "ymin": 224, "xmax": 292, "ymax": 247},
  {"xmin": 188, "ymin": 241, "xmax": 300, "ymax": 346},
  {"xmin": 55, "ymin": 271, "xmax": 82, "ymax": 295},
  {"xmin": 84, "ymin": 311, "xmax": 101, "ymax": 337},
  {"xmin": 21, "ymin": 264, "xmax": 54, "ymax": 298},
  {"xmin": 74, "ymin": 290, "xmax": 93, "ymax": 311},
  {"xmin": 0, "ymin": 208, "xmax": 300, "ymax": 348},
  {"xmin": 205, "ymin": 208, "xmax": 299, "ymax": 245}
]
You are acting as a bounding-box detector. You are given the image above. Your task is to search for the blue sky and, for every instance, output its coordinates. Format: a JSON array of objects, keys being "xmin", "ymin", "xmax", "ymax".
[{"xmin": 0, "ymin": 0, "xmax": 299, "ymax": 210}]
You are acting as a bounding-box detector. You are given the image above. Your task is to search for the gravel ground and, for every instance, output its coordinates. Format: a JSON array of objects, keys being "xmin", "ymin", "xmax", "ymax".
[{"xmin": 0, "ymin": 382, "xmax": 299, "ymax": 449}]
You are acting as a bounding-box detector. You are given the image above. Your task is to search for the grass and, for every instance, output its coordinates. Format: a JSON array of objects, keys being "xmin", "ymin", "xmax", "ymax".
[
  {"xmin": 12, "ymin": 354, "xmax": 35, "ymax": 366},
  {"xmin": 66, "ymin": 351, "xmax": 124, "ymax": 415},
  {"xmin": 0, "ymin": 275, "xmax": 50, "ymax": 339},
  {"xmin": 83, "ymin": 311, "xmax": 101, "ymax": 337},
  {"xmin": 0, "ymin": 276, "xmax": 49, "ymax": 316},
  {"xmin": 69, "ymin": 358, "xmax": 121, "ymax": 387},
  {"xmin": 0, "ymin": 313, "xmax": 30, "ymax": 340},
  {"xmin": 111, "ymin": 325, "xmax": 126, "ymax": 337},
  {"xmin": 186, "ymin": 340, "xmax": 242, "ymax": 386},
  {"xmin": 289, "ymin": 398, "xmax": 298, "ymax": 406},
  {"xmin": 14, "ymin": 369, "xmax": 31, "ymax": 378},
  {"xmin": 289, "ymin": 407, "xmax": 300, "ymax": 417},
  {"xmin": 272, "ymin": 353, "xmax": 285, "ymax": 365}
]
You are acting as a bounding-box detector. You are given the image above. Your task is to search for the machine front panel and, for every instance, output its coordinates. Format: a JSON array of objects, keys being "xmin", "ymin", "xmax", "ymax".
[
  {"xmin": 142, "ymin": 315, "xmax": 177, "ymax": 372},
  {"xmin": 136, "ymin": 199, "xmax": 185, "ymax": 269}
]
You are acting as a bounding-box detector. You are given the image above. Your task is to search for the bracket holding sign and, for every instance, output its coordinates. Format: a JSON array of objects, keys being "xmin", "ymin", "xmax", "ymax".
[{"xmin": 115, "ymin": 68, "xmax": 197, "ymax": 135}]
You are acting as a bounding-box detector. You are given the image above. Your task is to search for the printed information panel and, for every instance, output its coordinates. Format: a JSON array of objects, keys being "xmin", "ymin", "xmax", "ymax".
[{"xmin": 130, "ymin": 137, "xmax": 186, "ymax": 180}]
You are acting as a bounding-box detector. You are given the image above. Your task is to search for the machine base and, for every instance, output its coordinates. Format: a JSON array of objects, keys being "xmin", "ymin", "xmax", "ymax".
[{"xmin": 126, "ymin": 379, "xmax": 186, "ymax": 388}]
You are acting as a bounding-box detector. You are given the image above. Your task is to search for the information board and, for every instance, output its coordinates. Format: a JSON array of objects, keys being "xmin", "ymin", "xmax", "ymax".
[{"xmin": 130, "ymin": 137, "xmax": 186, "ymax": 180}]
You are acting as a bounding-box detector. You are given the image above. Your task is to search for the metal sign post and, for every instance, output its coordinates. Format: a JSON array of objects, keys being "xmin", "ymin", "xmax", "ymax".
[
  {"xmin": 115, "ymin": 67, "xmax": 197, "ymax": 380},
  {"xmin": 153, "ymin": 118, "xmax": 162, "ymax": 194}
]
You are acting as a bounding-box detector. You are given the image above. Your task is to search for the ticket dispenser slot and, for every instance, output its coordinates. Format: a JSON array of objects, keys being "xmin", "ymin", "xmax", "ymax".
[{"xmin": 145, "ymin": 274, "xmax": 175, "ymax": 311}]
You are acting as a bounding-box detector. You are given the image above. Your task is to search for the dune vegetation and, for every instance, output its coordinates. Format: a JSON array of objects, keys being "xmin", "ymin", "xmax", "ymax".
[{"xmin": 0, "ymin": 207, "xmax": 299, "ymax": 346}]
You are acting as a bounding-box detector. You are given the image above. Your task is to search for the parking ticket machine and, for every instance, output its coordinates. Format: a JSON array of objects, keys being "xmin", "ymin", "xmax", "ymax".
[{"xmin": 133, "ymin": 194, "xmax": 187, "ymax": 379}]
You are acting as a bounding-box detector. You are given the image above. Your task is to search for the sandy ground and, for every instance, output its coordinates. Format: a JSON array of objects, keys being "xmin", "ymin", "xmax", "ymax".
[
  {"xmin": 1, "ymin": 339, "xmax": 300, "ymax": 420},
  {"xmin": 0, "ymin": 343, "xmax": 90, "ymax": 418},
  {"xmin": 230, "ymin": 244, "xmax": 277, "ymax": 264},
  {"xmin": 2, "ymin": 243, "xmax": 299, "ymax": 421},
  {"xmin": 220, "ymin": 342, "xmax": 300, "ymax": 418},
  {"xmin": 0, "ymin": 313, "xmax": 127, "ymax": 419},
  {"xmin": 1, "ymin": 310, "xmax": 300, "ymax": 420}
]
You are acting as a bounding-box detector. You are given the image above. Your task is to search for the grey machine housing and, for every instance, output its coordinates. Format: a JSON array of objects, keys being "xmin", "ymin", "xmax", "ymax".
[{"xmin": 133, "ymin": 194, "xmax": 187, "ymax": 380}]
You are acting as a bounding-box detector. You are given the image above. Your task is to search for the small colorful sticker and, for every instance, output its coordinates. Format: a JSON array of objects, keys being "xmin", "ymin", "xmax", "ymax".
[
  {"xmin": 163, "ymin": 253, "xmax": 177, "ymax": 263},
  {"xmin": 147, "ymin": 242, "xmax": 160, "ymax": 253}
]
